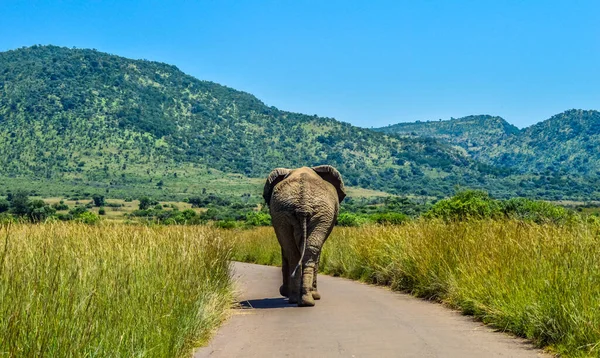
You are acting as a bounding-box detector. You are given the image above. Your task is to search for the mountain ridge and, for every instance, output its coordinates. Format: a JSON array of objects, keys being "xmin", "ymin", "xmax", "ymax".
[
  {"xmin": 0, "ymin": 45, "xmax": 598, "ymax": 200},
  {"xmin": 375, "ymin": 110, "xmax": 600, "ymax": 177},
  {"xmin": 0, "ymin": 45, "xmax": 485, "ymax": 199}
]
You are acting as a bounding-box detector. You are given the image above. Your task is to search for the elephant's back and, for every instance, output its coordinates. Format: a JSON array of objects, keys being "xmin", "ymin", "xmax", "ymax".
[{"xmin": 269, "ymin": 172, "xmax": 338, "ymax": 218}]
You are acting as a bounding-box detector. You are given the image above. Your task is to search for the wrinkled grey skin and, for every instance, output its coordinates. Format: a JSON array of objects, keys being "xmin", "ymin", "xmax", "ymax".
[{"xmin": 263, "ymin": 165, "xmax": 346, "ymax": 307}]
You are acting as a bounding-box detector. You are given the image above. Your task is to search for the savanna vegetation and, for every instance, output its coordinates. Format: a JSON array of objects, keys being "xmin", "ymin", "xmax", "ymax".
[
  {"xmin": 230, "ymin": 219, "xmax": 600, "ymax": 357},
  {"xmin": 0, "ymin": 223, "xmax": 233, "ymax": 357},
  {"xmin": 2, "ymin": 44, "xmax": 599, "ymax": 357},
  {"xmin": 2, "ymin": 45, "xmax": 599, "ymax": 201},
  {"xmin": 2, "ymin": 191, "xmax": 599, "ymax": 357}
]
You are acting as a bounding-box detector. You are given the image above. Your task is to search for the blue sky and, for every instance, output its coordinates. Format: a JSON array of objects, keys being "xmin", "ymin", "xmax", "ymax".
[{"xmin": 1, "ymin": 1, "xmax": 598, "ymax": 128}]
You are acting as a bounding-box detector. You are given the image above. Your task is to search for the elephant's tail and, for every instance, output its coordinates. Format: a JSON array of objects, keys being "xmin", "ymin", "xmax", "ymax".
[{"xmin": 291, "ymin": 214, "xmax": 308, "ymax": 278}]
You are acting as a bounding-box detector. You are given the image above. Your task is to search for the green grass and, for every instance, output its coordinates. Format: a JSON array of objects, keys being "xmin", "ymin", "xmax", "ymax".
[
  {"xmin": 0, "ymin": 166, "xmax": 264, "ymax": 201},
  {"xmin": 0, "ymin": 223, "xmax": 233, "ymax": 357},
  {"xmin": 231, "ymin": 221, "xmax": 600, "ymax": 357},
  {"xmin": 3, "ymin": 219, "xmax": 598, "ymax": 357}
]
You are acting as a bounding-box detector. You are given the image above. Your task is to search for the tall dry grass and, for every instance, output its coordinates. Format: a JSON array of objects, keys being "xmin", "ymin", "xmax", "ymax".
[
  {"xmin": 0, "ymin": 222, "xmax": 233, "ymax": 357},
  {"xmin": 231, "ymin": 220, "xmax": 600, "ymax": 357}
]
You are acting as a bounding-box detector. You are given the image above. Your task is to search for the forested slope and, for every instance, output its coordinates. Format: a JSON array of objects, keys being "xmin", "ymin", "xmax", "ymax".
[{"xmin": 0, "ymin": 45, "xmax": 597, "ymax": 200}]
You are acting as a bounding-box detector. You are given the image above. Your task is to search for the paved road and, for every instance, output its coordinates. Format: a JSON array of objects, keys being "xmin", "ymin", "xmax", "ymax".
[{"xmin": 194, "ymin": 262, "xmax": 548, "ymax": 358}]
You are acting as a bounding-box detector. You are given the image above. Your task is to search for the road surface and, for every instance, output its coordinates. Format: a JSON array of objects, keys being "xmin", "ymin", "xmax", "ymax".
[{"xmin": 194, "ymin": 262, "xmax": 548, "ymax": 358}]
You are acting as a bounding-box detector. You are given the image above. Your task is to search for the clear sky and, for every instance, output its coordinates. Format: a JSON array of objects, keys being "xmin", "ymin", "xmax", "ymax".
[{"xmin": 1, "ymin": 0, "xmax": 598, "ymax": 128}]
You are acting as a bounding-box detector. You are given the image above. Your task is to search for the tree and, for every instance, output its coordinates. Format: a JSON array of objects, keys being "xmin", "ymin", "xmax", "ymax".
[
  {"xmin": 0, "ymin": 198, "xmax": 9, "ymax": 213},
  {"xmin": 188, "ymin": 196, "xmax": 203, "ymax": 208},
  {"xmin": 92, "ymin": 194, "xmax": 105, "ymax": 207},
  {"xmin": 27, "ymin": 199, "xmax": 56, "ymax": 223},
  {"xmin": 10, "ymin": 190, "xmax": 30, "ymax": 216},
  {"xmin": 139, "ymin": 197, "xmax": 152, "ymax": 210}
]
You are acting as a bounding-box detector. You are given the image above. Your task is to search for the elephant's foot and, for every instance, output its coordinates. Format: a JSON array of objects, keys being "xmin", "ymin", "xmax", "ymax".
[
  {"xmin": 298, "ymin": 293, "xmax": 315, "ymax": 307},
  {"xmin": 279, "ymin": 284, "xmax": 289, "ymax": 297},
  {"xmin": 288, "ymin": 296, "xmax": 298, "ymax": 304},
  {"xmin": 311, "ymin": 290, "xmax": 321, "ymax": 300}
]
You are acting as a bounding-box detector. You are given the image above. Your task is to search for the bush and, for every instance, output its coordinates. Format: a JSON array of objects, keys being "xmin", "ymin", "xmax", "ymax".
[
  {"xmin": 245, "ymin": 212, "xmax": 271, "ymax": 226},
  {"xmin": 69, "ymin": 206, "xmax": 89, "ymax": 218},
  {"xmin": 98, "ymin": 208, "xmax": 106, "ymax": 215},
  {"xmin": 27, "ymin": 200, "xmax": 56, "ymax": 223},
  {"xmin": 56, "ymin": 213, "xmax": 73, "ymax": 221},
  {"xmin": 77, "ymin": 211, "xmax": 100, "ymax": 224},
  {"xmin": 130, "ymin": 209, "xmax": 150, "ymax": 217},
  {"xmin": 0, "ymin": 198, "xmax": 9, "ymax": 213},
  {"xmin": 181, "ymin": 209, "xmax": 197, "ymax": 221},
  {"xmin": 426, "ymin": 190, "xmax": 502, "ymax": 221},
  {"xmin": 9, "ymin": 190, "xmax": 30, "ymax": 216},
  {"xmin": 92, "ymin": 194, "xmax": 105, "ymax": 207},
  {"xmin": 139, "ymin": 197, "xmax": 157, "ymax": 210},
  {"xmin": 52, "ymin": 200, "xmax": 69, "ymax": 211},
  {"xmin": 501, "ymin": 198, "xmax": 570, "ymax": 224},
  {"xmin": 370, "ymin": 212, "xmax": 409, "ymax": 225},
  {"xmin": 336, "ymin": 212, "xmax": 366, "ymax": 227},
  {"xmin": 214, "ymin": 220, "xmax": 237, "ymax": 229}
]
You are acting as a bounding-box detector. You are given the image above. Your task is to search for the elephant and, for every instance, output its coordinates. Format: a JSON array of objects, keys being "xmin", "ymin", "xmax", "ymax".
[{"xmin": 263, "ymin": 165, "xmax": 346, "ymax": 307}]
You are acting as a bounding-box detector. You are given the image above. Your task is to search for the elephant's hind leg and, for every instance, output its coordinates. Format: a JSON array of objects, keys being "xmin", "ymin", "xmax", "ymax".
[
  {"xmin": 311, "ymin": 257, "xmax": 321, "ymax": 300},
  {"xmin": 279, "ymin": 248, "xmax": 289, "ymax": 297},
  {"xmin": 272, "ymin": 222, "xmax": 298, "ymax": 302},
  {"xmin": 299, "ymin": 264, "xmax": 316, "ymax": 307},
  {"xmin": 298, "ymin": 245, "xmax": 322, "ymax": 307}
]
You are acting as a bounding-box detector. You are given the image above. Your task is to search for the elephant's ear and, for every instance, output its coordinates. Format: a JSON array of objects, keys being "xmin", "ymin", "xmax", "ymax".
[
  {"xmin": 312, "ymin": 165, "xmax": 346, "ymax": 203},
  {"xmin": 263, "ymin": 168, "xmax": 292, "ymax": 206}
]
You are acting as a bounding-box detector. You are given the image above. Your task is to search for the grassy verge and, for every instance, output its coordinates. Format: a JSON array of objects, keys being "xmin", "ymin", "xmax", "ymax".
[
  {"xmin": 230, "ymin": 221, "xmax": 600, "ymax": 357},
  {"xmin": 0, "ymin": 223, "xmax": 233, "ymax": 357}
]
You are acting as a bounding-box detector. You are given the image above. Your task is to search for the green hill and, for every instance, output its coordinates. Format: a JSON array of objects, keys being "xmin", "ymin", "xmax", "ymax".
[
  {"xmin": 375, "ymin": 115, "xmax": 519, "ymax": 158},
  {"xmin": 376, "ymin": 111, "xmax": 600, "ymax": 177},
  {"xmin": 0, "ymin": 45, "xmax": 491, "ymax": 199},
  {"xmin": 485, "ymin": 110, "xmax": 600, "ymax": 176},
  {"xmin": 0, "ymin": 45, "xmax": 597, "ymax": 201}
]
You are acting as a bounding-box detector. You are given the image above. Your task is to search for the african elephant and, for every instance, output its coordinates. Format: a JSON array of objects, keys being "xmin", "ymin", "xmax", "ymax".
[{"xmin": 263, "ymin": 165, "xmax": 346, "ymax": 307}]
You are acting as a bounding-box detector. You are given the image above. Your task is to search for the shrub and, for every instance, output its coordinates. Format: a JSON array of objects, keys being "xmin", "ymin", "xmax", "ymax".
[
  {"xmin": 426, "ymin": 190, "xmax": 502, "ymax": 221},
  {"xmin": 336, "ymin": 212, "xmax": 366, "ymax": 227},
  {"xmin": 9, "ymin": 190, "xmax": 30, "ymax": 216},
  {"xmin": 77, "ymin": 212, "xmax": 100, "ymax": 224},
  {"xmin": 0, "ymin": 198, "xmax": 9, "ymax": 213},
  {"xmin": 98, "ymin": 208, "xmax": 106, "ymax": 215},
  {"xmin": 56, "ymin": 213, "xmax": 73, "ymax": 221},
  {"xmin": 245, "ymin": 212, "xmax": 271, "ymax": 227},
  {"xmin": 92, "ymin": 194, "xmax": 105, "ymax": 207},
  {"xmin": 27, "ymin": 200, "xmax": 56, "ymax": 223},
  {"xmin": 139, "ymin": 197, "xmax": 157, "ymax": 210},
  {"xmin": 501, "ymin": 198, "xmax": 570, "ymax": 224},
  {"xmin": 182, "ymin": 209, "xmax": 197, "ymax": 221},
  {"xmin": 370, "ymin": 212, "xmax": 409, "ymax": 225},
  {"xmin": 52, "ymin": 200, "xmax": 69, "ymax": 211},
  {"xmin": 130, "ymin": 209, "xmax": 150, "ymax": 217},
  {"xmin": 69, "ymin": 206, "xmax": 89, "ymax": 218},
  {"xmin": 214, "ymin": 220, "xmax": 237, "ymax": 229}
]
